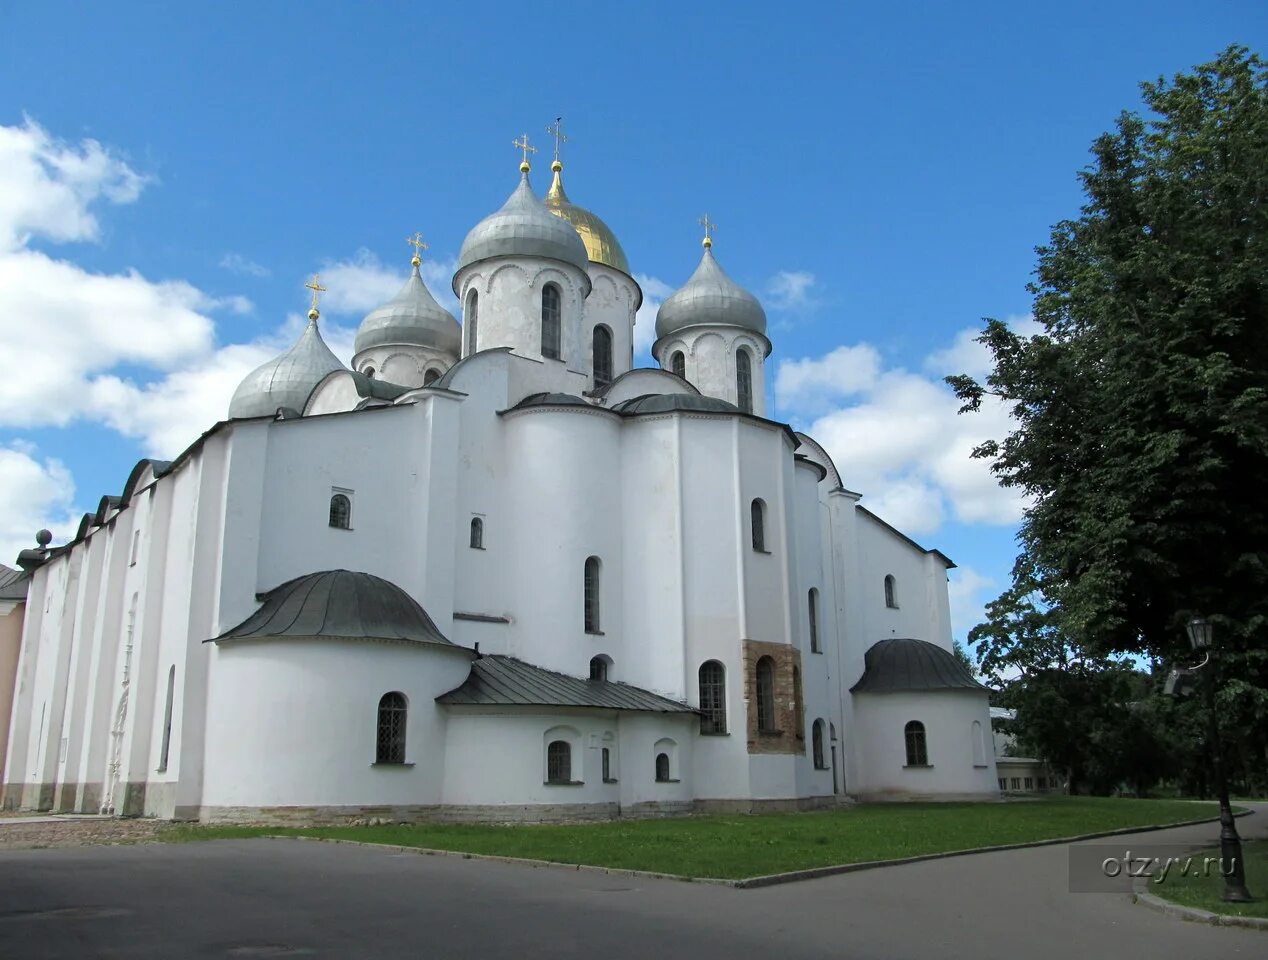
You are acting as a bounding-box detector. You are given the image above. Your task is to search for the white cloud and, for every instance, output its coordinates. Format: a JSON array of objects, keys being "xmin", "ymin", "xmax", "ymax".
[
  {"xmin": 0, "ymin": 444, "xmax": 80, "ymax": 564},
  {"xmin": 317, "ymin": 248, "xmax": 459, "ymax": 318},
  {"xmin": 0, "ymin": 117, "xmax": 146, "ymax": 253},
  {"xmin": 780, "ymin": 328, "xmax": 1032, "ymax": 536},
  {"xmin": 923, "ymin": 314, "xmax": 1043, "ymax": 380},
  {"xmin": 947, "ymin": 565, "xmax": 996, "ymax": 644},
  {"xmin": 219, "ymin": 253, "xmax": 270, "ymax": 278},
  {"xmin": 633, "ymin": 274, "xmax": 673, "ymax": 359},
  {"xmin": 766, "ymin": 269, "xmax": 817, "ymax": 310}
]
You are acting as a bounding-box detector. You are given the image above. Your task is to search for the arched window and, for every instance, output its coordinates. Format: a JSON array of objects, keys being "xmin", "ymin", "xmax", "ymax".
[
  {"xmin": 884, "ymin": 574, "xmax": 898, "ymax": 608},
  {"xmin": 329, "ymin": 493, "xmax": 351, "ymax": 529},
  {"xmin": 755, "ymin": 656, "xmax": 776, "ymax": 733},
  {"xmin": 423, "ymin": 368, "xmax": 441, "ymax": 386},
  {"xmin": 158, "ymin": 665, "xmax": 175, "ymax": 773},
  {"xmin": 589, "ymin": 655, "xmax": 609, "ymax": 681},
  {"xmin": 376, "ymin": 692, "xmax": 407, "ymax": 764},
  {"xmin": 655, "ymin": 752, "xmax": 671, "ymax": 782},
  {"xmin": 812, "ymin": 719, "xmax": 826, "ymax": 769},
  {"xmin": 750, "ymin": 498, "xmax": 767, "ymax": 552},
  {"xmin": 671, "ymin": 350, "xmax": 686, "ymax": 379},
  {"xmin": 469, "ymin": 517, "xmax": 484, "ymax": 549},
  {"xmin": 971, "ymin": 720, "xmax": 986, "ymax": 766},
  {"xmin": 546, "ymin": 740, "xmax": 571, "ymax": 783},
  {"xmin": 364, "ymin": 366, "xmax": 376, "ymax": 379},
  {"xmin": 808, "ymin": 588, "xmax": 820, "ymax": 652},
  {"xmin": 583, "ymin": 556, "xmax": 601, "ymax": 633},
  {"xmin": 736, "ymin": 348, "xmax": 753, "ymax": 413},
  {"xmin": 698, "ymin": 660, "xmax": 726, "ymax": 734},
  {"xmin": 541, "ymin": 284, "xmax": 562, "ymax": 359},
  {"xmin": 465, "ymin": 290, "xmax": 478, "ymax": 355},
  {"xmin": 592, "ymin": 325, "xmax": 613, "ymax": 388},
  {"xmin": 793, "ymin": 665, "xmax": 805, "ymax": 740},
  {"xmin": 904, "ymin": 720, "xmax": 928, "ymax": 766}
]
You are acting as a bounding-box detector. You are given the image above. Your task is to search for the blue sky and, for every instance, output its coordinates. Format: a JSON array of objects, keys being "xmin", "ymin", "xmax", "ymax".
[{"xmin": 1, "ymin": 2, "xmax": 1263, "ymax": 645}]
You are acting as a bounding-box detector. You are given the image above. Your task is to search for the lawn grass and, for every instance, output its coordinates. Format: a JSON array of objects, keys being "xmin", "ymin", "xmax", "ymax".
[
  {"xmin": 1146, "ymin": 840, "xmax": 1268, "ymax": 920},
  {"xmin": 166, "ymin": 796, "xmax": 1225, "ymax": 880}
]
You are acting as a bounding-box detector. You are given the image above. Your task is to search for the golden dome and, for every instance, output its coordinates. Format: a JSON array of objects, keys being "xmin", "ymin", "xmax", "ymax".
[{"xmin": 544, "ymin": 161, "xmax": 630, "ymax": 275}]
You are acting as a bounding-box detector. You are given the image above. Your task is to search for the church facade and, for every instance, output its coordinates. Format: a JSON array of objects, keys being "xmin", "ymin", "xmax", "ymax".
[{"xmin": 1, "ymin": 144, "xmax": 998, "ymax": 823}]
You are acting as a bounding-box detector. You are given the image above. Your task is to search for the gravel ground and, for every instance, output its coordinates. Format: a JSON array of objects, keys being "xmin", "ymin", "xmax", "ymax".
[{"xmin": 0, "ymin": 816, "xmax": 176, "ymax": 849}]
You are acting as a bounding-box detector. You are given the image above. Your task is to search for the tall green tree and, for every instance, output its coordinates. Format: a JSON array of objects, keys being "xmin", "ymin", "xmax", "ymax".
[{"xmin": 950, "ymin": 46, "xmax": 1268, "ymax": 782}]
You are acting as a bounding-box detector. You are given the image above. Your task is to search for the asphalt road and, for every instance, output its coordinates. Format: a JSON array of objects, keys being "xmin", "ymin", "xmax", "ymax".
[{"xmin": 1, "ymin": 807, "xmax": 1265, "ymax": 960}]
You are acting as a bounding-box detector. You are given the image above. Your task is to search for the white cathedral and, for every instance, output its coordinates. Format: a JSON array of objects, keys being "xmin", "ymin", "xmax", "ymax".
[{"xmin": 1, "ymin": 141, "xmax": 998, "ymax": 823}]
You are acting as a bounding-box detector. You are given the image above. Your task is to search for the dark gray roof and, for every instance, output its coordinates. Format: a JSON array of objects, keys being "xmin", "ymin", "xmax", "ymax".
[
  {"xmin": 438, "ymin": 655, "xmax": 696, "ymax": 714},
  {"xmin": 0, "ymin": 565, "xmax": 29, "ymax": 601},
  {"xmin": 213, "ymin": 569, "xmax": 454, "ymax": 647},
  {"xmin": 611, "ymin": 393, "xmax": 739, "ymax": 415},
  {"xmin": 850, "ymin": 638, "xmax": 987, "ymax": 694},
  {"xmin": 509, "ymin": 392, "xmax": 593, "ymax": 410}
]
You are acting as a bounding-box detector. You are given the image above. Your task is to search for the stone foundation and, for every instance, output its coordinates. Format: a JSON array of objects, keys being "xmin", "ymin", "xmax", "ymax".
[{"xmin": 693, "ymin": 795, "xmax": 837, "ymax": 815}]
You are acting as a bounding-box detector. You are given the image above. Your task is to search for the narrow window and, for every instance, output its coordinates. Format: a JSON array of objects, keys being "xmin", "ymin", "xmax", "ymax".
[
  {"xmin": 793, "ymin": 665, "xmax": 805, "ymax": 739},
  {"xmin": 592, "ymin": 325, "xmax": 613, "ymax": 387},
  {"xmin": 884, "ymin": 574, "xmax": 898, "ymax": 608},
  {"xmin": 698, "ymin": 660, "xmax": 726, "ymax": 734},
  {"xmin": 999, "ymin": 778, "xmax": 1007, "ymax": 791},
  {"xmin": 1024, "ymin": 776, "xmax": 1034, "ymax": 790},
  {"xmin": 469, "ymin": 517, "xmax": 484, "ymax": 549},
  {"xmin": 130, "ymin": 529, "xmax": 141, "ymax": 566},
  {"xmin": 541, "ymin": 284, "xmax": 562, "ymax": 359},
  {"xmin": 423, "ymin": 368, "xmax": 441, "ymax": 386},
  {"xmin": 589, "ymin": 655, "xmax": 609, "ymax": 681},
  {"xmin": 904, "ymin": 720, "xmax": 928, "ymax": 766},
  {"xmin": 602, "ymin": 747, "xmax": 612, "ymax": 782},
  {"xmin": 812, "ymin": 719, "xmax": 826, "ymax": 769},
  {"xmin": 158, "ymin": 665, "xmax": 175, "ymax": 772},
  {"xmin": 750, "ymin": 498, "xmax": 766, "ymax": 552},
  {"xmin": 736, "ymin": 348, "xmax": 753, "ymax": 413},
  {"xmin": 547, "ymin": 740, "xmax": 571, "ymax": 783},
  {"xmin": 671, "ymin": 350, "xmax": 686, "ymax": 379},
  {"xmin": 583, "ymin": 556, "xmax": 601, "ymax": 633},
  {"xmin": 465, "ymin": 290, "xmax": 478, "ymax": 355},
  {"xmin": 1010, "ymin": 777, "xmax": 1020, "ymax": 790},
  {"xmin": 364, "ymin": 366, "xmax": 376, "ymax": 379},
  {"xmin": 329, "ymin": 492, "xmax": 352, "ymax": 530},
  {"xmin": 755, "ymin": 656, "xmax": 776, "ymax": 733},
  {"xmin": 376, "ymin": 692, "xmax": 407, "ymax": 764},
  {"xmin": 655, "ymin": 752, "xmax": 671, "ymax": 782},
  {"xmin": 808, "ymin": 588, "xmax": 819, "ymax": 652}
]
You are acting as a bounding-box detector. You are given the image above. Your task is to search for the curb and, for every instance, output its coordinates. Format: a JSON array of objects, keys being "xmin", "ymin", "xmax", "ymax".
[
  {"xmin": 1132, "ymin": 878, "xmax": 1268, "ymax": 931},
  {"xmin": 261, "ymin": 807, "xmax": 1253, "ymax": 890}
]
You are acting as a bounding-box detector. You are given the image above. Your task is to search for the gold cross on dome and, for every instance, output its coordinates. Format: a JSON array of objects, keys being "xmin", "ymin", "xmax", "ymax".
[
  {"xmin": 304, "ymin": 274, "xmax": 327, "ymax": 314},
  {"xmin": 546, "ymin": 117, "xmax": 568, "ymax": 162},
  {"xmin": 406, "ymin": 232, "xmax": 428, "ymax": 265},
  {"xmin": 513, "ymin": 133, "xmax": 538, "ymax": 167},
  {"xmin": 698, "ymin": 214, "xmax": 717, "ymax": 247}
]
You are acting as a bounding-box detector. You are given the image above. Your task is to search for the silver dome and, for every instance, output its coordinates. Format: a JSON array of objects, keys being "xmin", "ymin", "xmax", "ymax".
[
  {"xmin": 655, "ymin": 247, "xmax": 767, "ymax": 339},
  {"xmin": 453, "ymin": 172, "xmax": 592, "ymax": 294},
  {"xmin": 354, "ymin": 265, "xmax": 460, "ymax": 356},
  {"xmin": 229, "ymin": 318, "xmax": 346, "ymax": 418}
]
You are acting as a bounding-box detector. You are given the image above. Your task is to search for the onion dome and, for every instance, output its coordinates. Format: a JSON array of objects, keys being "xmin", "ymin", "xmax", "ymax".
[
  {"xmin": 655, "ymin": 243, "xmax": 767, "ymax": 340},
  {"xmin": 229, "ymin": 291, "xmax": 345, "ymax": 418},
  {"xmin": 454, "ymin": 167, "xmax": 591, "ymax": 293},
  {"xmin": 354, "ymin": 261, "xmax": 460, "ymax": 355},
  {"xmin": 544, "ymin": 161, "xmax": 630, "ymax": 275}
]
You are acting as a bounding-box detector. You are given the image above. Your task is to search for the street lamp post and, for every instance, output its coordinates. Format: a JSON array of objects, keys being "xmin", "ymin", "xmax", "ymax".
[{"xmin": 1186, "ymin": 616, "xmax": 1253, "ymax": 903}]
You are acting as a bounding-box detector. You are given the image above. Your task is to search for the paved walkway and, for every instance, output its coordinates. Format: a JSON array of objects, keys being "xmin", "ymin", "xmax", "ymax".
[{"xmin": 0, "ymin": 806, "xmax": 1263, "ymax": 959}]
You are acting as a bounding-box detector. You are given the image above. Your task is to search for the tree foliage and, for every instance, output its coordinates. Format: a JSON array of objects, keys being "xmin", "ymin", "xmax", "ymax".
[{"xmin": 954, "ymin": 47, "xmax": 1268, "ymax": 791}]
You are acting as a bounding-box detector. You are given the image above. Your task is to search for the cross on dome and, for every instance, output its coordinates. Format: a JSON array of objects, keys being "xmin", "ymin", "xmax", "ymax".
[
  {"xmin": 699, "ymin": 213, "xmax": 717, "ymax": 248},
  {"xmin": 304, "ymin": 274, "xmax": 327, "ymax": 320},
  {"xmin": 406, "ymin": 232, "xmax": 428, "ymax": 267},
  {"xmin": 546, "ymin": 116, "xmax": 568, "ymax": 167},
  {"xmin": 513, "ymin": 133, "xmax": 537, "ymax": 172}
]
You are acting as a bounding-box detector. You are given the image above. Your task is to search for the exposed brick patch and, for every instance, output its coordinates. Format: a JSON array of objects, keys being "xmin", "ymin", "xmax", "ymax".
[{"xmin": 742, "ymin": 640, "xmax": 805, "ymax": 755}]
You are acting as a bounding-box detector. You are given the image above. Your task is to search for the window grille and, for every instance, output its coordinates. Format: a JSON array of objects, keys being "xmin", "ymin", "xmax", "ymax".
[
  {"xmin": 584, "ymin": 556, "xmax": 601, "ymax": 632},
  {"xmin": 671, "ymin": 351, "xmax": 686, "ymax": 379},
  {"xmin": 376, "ymin": 692, "xmax": 407, "ymax": 764},
  {"xmin": 736, "ymin": 348, "xmax": 753, "ymax": 413},
  {"xmin": 547, "ymin": 740, "xmax": 571, "ymax": 782},
  {"xmin": 470, "ymin": 517, "xmax": 483, "ymax": 549},
  {"xmin": 329, "ymin": 493, "xmax": 352, "ymax": 529},
  {"xmin": 592, "ymin": 325, "xmax": 613, "ymax": 387},
  {"xmin": 904, "ymin": 720, "xmax": 928, "ymax": 766},
  {"xmin": 541, "ymin": 284, "xmax": 562, "ymax": 359},
  {"xmin": 751, "ymin": 499, "xmax": 766, "ymax": 552},
  {"xmin": 655, "ymin": 752, "xmax": 670, "ymax": 782},
  {"xmin": 756, "ymin": 656, "xmax": 776, "ymax": 733},
  {"xmin": 698, "ymin": 660, "xmax": 726, "ymax": 734}
]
